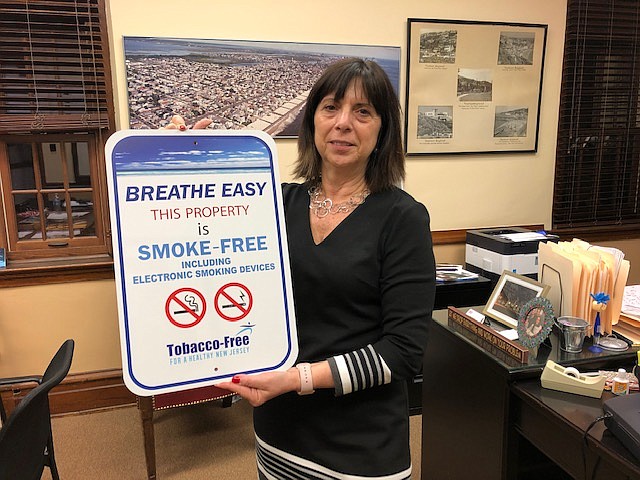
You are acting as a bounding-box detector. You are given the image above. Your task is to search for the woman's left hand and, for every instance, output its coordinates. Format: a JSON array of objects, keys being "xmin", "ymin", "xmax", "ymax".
[{"xmin": 217, "ymin": 368, "xmax": 300, "ymax": 407}]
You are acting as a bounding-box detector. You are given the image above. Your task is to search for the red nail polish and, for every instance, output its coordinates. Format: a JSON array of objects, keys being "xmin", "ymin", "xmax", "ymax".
[
  {"xmin": 179, "ymin": 124, "xmax": 187, "ymax": 131},
  {"xmin": 232, "ymin": 375, "xmax": 241, "ymax": 384}
]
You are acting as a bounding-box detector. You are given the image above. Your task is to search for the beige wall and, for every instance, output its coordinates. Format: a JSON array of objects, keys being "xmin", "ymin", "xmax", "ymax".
[
  {"xmin": 0, "ymin": 280, "xmax": 121, "ymax": 376},
  {"xmin": 3, "ymin": 0, "xmax": 633, "ymax": 378},
  {"xmin": 108, "ymin": 0, "xmax": 567, "ymax": 232}
]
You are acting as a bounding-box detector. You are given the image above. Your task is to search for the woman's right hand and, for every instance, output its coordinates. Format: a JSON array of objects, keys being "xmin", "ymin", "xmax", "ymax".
[
  {"xmin": 217, "ymin": 368, "xmax": 301, "ymax": 407},
  {"xmin": 163, "ymin": 114, "xmax": 213, "ymax": 130}
]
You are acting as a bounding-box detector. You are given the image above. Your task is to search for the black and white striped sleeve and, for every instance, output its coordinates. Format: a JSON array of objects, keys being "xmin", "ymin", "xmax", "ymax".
[{"xmin": 327, "ymin": 344, "xmax": 392, "ymax": 396}]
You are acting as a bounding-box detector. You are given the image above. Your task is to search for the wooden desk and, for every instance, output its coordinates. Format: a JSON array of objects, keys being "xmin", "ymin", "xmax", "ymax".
[
  {"xmin": 511, "ymin": 381, "xmax": 640, "ymax": 480},
  {"xmin": 408, "ymin": 276, "xmax": 492, "ymax": 415},
  {"xmin": 421, "ymin": 308, "xmax": 639, "ymax": 479}
]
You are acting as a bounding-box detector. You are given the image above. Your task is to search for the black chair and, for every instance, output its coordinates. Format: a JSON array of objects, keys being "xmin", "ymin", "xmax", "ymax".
[{"xmin": 0, "ymin": 339, "xmax": 74, "ymax": 480}]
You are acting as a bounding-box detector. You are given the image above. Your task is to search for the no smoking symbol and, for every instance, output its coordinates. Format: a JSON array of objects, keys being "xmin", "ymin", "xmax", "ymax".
[
  {"xmin": 165, "ymin": 288, "xmax": 206, "ymax": 328},
  {"xmin": 215, "ymin": 282, "xmax": 253, "ymax": 322}
]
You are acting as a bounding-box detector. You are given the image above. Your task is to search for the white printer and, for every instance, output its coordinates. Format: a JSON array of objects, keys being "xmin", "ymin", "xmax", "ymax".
[{"xmin": 465, "ymin": 227, "xmax": 558, "ymax": 284}]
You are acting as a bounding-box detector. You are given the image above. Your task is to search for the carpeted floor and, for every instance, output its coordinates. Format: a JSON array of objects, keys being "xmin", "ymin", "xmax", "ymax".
[{"xmin": 41, "ymin": 399, "xmax": 423, "ymax": 479}]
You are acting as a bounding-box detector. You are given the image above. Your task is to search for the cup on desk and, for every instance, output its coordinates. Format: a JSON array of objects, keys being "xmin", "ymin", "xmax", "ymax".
[{"xmin": 556, "ymin": 316, "xmax": 589, "ymax": 353}]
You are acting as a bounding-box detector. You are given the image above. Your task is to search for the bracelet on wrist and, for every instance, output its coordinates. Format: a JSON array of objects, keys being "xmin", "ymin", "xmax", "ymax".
[{"xmin": 296, "ymin": 362, "xmax": 315, "ymax": 395}]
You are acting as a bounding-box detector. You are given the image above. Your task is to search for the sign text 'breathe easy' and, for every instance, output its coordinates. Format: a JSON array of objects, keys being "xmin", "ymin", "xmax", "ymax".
[{"xmin": 125, "ymin": 182, "xmax": 267, "ymax": 201}]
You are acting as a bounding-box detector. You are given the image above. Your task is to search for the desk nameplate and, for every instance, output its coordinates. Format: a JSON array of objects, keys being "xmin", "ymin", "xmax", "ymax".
[{"xmin": 447, "ymin": 306, "xmax": 529, "ymax": 363}]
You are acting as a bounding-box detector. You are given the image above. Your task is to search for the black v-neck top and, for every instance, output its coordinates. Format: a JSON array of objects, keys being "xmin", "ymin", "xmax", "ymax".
[{"xmin": 254, "ymin": 182, "xmax": 435, "ymax": 479}]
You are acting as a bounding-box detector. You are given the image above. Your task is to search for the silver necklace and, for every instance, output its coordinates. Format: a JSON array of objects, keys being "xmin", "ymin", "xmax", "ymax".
[{"xmin": 308, "ymin": 184, "xmax": 370, "ymax": 218}]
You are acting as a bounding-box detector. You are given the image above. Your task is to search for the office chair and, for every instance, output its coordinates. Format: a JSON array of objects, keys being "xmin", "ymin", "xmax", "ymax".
[{"xmin": 0, "ymin": 339, "xmax": 75, "ymax": 480}]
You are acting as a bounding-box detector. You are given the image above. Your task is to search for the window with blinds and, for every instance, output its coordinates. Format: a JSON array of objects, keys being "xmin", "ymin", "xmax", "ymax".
[
  {"xmin": 0, "ymin": 0, "xmax": 115, "ymax": 279},
  {"xmin": 0, "ymin": 0, "xmax": 114, "ymax": 134},
  {"xmin": 553, "ymin": 0, "xmax": 640, "ymax": 234}
]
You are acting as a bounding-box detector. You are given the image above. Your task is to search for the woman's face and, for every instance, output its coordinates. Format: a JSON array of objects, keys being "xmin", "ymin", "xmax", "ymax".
[{"xmin": 313, "ymin": 80, "xmax": 382, "ymax": 176}]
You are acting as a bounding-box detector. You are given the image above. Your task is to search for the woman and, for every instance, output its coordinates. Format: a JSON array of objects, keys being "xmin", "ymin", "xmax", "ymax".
[
  {"xmin": 182, "ymin": 58, "xmax": 435, "ymax": 479},
  {"xmin": 525, "ymin": 308, "xmax": 544, "ymax": 337}
]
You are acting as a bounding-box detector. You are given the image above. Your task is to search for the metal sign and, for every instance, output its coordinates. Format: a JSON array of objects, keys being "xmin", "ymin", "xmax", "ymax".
[{"xmin": 105, "ymin": 130, "xmax": 297, "ymax": 396}]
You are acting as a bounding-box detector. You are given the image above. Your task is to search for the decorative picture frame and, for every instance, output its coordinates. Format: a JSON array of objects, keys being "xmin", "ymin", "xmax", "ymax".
[
  {"xmin": 483, "ymin": 271, "xmax": 550, "ymax": 329},
  {"xmin": 516, "ymin": 296, "xmax": 555, "ymax": 350},
  {"xmin": 404, "ymin": 18, "xmax": 547, "ymax": 155},
  {"xmin": 123, "ymin": 36, "xmax": 400, "ymax": 138}
]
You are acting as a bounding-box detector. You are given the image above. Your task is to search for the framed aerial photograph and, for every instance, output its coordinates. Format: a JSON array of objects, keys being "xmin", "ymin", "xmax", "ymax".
[
  {"xmin": 405, "ymin": 19, "xmax": 547, "ymax": 155},
  {"xmin": 124, "ymin": 37, "xmax": 400, "ymax": 138},
  {"xmin": 483, "ymin": 271, "xmax": 550, "ymax": 329}
]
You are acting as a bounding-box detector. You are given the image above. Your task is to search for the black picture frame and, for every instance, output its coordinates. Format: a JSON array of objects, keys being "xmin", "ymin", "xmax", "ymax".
[{"xmin": 405, "ymin": 18, "xmax": 547, "ymax": 155}]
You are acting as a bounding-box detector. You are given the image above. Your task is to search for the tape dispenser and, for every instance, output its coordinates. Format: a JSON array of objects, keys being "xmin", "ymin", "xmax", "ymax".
[{"xmin": 540, "ymin": 360, "xmax": 606, "ymax": 398}]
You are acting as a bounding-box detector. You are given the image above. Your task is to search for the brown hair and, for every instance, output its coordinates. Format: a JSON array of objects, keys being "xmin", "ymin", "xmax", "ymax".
[{"xmin": 293, "ymin": 58, "xmax": 405, "ymax": 192}]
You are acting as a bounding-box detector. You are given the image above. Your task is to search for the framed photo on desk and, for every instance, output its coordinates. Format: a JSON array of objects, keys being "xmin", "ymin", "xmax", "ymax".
[
  {"xmin": 483, "ymin": 271, "xmax": 549, "ymax": 328},
  {"xmin": 517, "ymin": 296, "xmax": 555, "ymax": 349}
]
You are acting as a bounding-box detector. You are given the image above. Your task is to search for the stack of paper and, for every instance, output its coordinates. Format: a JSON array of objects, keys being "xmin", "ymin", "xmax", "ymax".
[
  {"xmin": 538, "ymin": 239, "xmax": 630, "ymax": 336},
  {"xmin": 436, "ymin": 264, "xmax": 479, "ymax": 283},
  {"xmin": 615, "ymin": 285, "xmax": 640, "ymax": 345}
]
